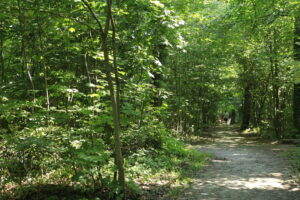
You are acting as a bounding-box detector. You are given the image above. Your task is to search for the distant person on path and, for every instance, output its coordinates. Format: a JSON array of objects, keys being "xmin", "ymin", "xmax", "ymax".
[{"xmin": 223, "ymin": 111, "xmax": 229, "ymax": 123}]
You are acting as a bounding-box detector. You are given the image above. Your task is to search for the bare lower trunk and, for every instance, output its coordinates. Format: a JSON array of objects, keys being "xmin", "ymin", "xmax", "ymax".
[
  {"xmin": 241, "ymin": 85, "xmax": 252, "ymax": 130},
  {"xmin": 84, "ymin": 52, "xmax": 93, "ymax": 93},
  {"xmin": 270, "ymin": 34, "xmax": 282, "ymax": 138},
  {"xmin": 102, "ymin": 38, "xmax": 125, "ymax": 189},
  {"xmin": 111, "ymin": 15, "xmax": 121, "ymax": 120},
  {"xmin": 0, "ymin": 32, "xmax": 4, "ymax": 83}
]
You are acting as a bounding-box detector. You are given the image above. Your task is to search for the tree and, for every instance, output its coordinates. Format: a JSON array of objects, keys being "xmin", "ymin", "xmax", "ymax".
[{"xmin": 80, "ymin": 0, "xmax": 125, "ymax": 190}]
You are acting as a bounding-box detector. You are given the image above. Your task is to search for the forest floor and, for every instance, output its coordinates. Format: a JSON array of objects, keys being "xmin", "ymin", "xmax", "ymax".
[{"xmin": 176, "ymin": 125, "xmax": 300, "ymax": 200}]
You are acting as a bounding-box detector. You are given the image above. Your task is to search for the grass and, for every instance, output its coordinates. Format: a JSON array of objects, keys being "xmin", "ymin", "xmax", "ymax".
[{"xmin": 281, "ymin": 147, "xmax": 300, "ymax": 183}]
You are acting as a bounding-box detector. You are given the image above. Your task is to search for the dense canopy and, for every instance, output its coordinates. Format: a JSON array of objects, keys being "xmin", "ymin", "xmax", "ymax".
[{"xmin": 0, "ymin": 0, "xmax": 299, "ymax": 199}]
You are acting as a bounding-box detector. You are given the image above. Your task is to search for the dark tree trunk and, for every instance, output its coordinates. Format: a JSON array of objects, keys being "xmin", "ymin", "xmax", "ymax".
[
  {"xmin": 0, "ymin": 31, "xmax": 4, "ymax": 83},
  {"xmin": 294, "ymin": 84, "xmax": 300, "ymax": 134},
  {"xmin": 270, "ymin": 31, "xmax": 283, "ymax": 138},
  {"xmin": 152, "ymin": 44, "xmax": 166, "ymax": 107},
  {"xmin": 152, "ymin": 71, "xmax": 162, "ymax": 107},
  {"xmin": 230, "ymin": 110, "xmax": 236, "ymax": 124},
  {"xmin": 241, "ymin": 84, "xmax": 252, "ymax": 130},
  {"xmin": 111, "ymin": 16, "xmax": 121, "ymax": 120}
]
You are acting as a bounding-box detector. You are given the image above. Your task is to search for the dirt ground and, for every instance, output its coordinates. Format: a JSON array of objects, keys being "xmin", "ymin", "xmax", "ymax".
[{"xmin": 178, "ymin": 125, "xmax": 300, "ymax": 200}]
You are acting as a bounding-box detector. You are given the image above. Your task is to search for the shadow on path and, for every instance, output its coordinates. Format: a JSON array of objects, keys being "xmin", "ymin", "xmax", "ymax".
[{"xmin": 179, "ymin": 125, "xmax": 300, "ymax": 200}]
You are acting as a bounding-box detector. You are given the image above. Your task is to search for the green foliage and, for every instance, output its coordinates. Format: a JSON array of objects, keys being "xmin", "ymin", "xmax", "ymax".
[
  {"xmin": 126, "ymin": 131, "xmax": 211, "ymax": 180},
  {"xmin": 0, "ymin": 0, "xmax": 299, "ymax": 198},
  {"xmin": 291, "ymin": 148, "xmax": 300, "ymax": 172},
  {"xmin": 282, "ymin": 148, "xmax": 300, "ymax": 183}
]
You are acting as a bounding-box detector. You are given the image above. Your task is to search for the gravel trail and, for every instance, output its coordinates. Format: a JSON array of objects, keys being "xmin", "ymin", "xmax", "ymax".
[{"xmin": 179, "ymin": 126, "xmax": 300, "ymax": 200}]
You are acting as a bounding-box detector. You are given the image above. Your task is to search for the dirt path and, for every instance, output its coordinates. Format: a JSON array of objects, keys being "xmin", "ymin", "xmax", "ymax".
[{"xmin": 179, "ymin": 125, "xmax": 300, "ymax": 200}]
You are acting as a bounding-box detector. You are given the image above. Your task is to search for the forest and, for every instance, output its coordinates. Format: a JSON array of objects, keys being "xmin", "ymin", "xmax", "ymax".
[{"xmin": 0, "ymin": 0, "xmax": 299, "ymax": 199}]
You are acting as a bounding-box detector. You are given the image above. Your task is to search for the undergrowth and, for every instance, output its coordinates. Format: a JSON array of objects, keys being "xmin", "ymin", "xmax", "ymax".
[
  {"xmin": 0, "ymin": 131, "xmax": 211, "ymax": 200},
  {"xmin": 282, "ymin": 147, "xmax": 300, "ymax": 183},
  {"xmin": 126, "ymin": 135, "xmax": 211, "ymax": 199}
]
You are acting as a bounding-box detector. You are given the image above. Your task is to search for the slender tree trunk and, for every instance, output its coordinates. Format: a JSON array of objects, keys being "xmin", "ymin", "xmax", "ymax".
[
  {"xmin": 84, "ymin": 51, "xmax": 93, "ymax": 93},
  {"xmin": 271, "ymin": 60, "xmax": 281, "ymax": 137},
  {"xmin": 294, "ymin": 84, "xmax": 300, "ymax": 134},
  {"xmin": 18, "ymin": 0, "xmax": 36, "ymax": 107},
  {"xmin": 152, "ymin": 45, "xmax": 166, "ymax": 107},
  {"xmin": 84, "ymin": 52, "xmax": 91, "ymax": 82},
  {"xmin": 270, "ymin": 31, "xmax": 282, "ymax": 137},
  {"xmin": 241, "ymin": 84, "xmax": 252, "ymax": 130},
  {"xmin": 43, "ymin": 62, "xmax": 50, "ymax": 111},
  {"xmin": 102, "ymin": 37, "xmax": 125, "ymax": 190},
  {"xmin": 175, "ymin": 54, "xmax": 182, "ymax": 134},
  {"xmin": 255, "ymin": 74, "xmax": 271, "ymax": 127},
  {"xmin": 239, "ymin": 59, "xmax": 253, "ymax": 130},
  {"xmin": 36, "ymin": 13, "xmax": 50, "ymax": 112},
  {"xmin": 18, "ymin": 1, "xmax": 35, "ymax": 100},
  {"xmin": 111, "ymin": 14, "xmax": 121, "ymax": 120},
  {"xmin": 17, "ymin": 0, "xmax": 26, "ymax": 78},
  {"xmin": 110, "ymin": 7, "xmax": 124, "ymax": 185},
  {"xmin": 81, "ymin": 0, "xmax": 125, "ymax": 191},
  {"xmin": 0, "ymin": 29, "xmax": 4, "ymax": 83}
]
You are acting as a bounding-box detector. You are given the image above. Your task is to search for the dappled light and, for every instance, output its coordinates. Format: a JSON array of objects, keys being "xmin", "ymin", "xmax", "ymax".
[
  {"xmin": 192, "ymin": 177, "xmax": 292, "ymax": 190},
  {"xmin": 179, "ymin": 126, "xmax": 300, "ymax": 199},
  {"xmin": 0, "ymin": 0, "xmax": 300, "ymax": 199}
]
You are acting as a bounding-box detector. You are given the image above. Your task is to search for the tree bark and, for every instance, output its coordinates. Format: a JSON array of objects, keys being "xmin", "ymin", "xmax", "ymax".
[
  {"xmin": 152, "ymin": 44, "xmax": 166, "ymax": 107},
  {"xmin": 270, "ymin": 30, "xmax": 283, "ymax": 138},
  {"xmin": 84, "ymin": 51, "xmax": 93, "ymax": 93},
  {"xmin": 240, "ymin": 84, "xmax": 252, "ymax": 130},
  {"xmin": 230, "ymin": 109, "xmax": 236, "ymax": 124},
  {"xmin": 17, "ymin": 0, "xmax": 26, "ymax": 78},
  {"xmin": 0, "ymin": 29, "xmax": 4, "ymax": 83},
  {"xmin": 111, "ymin": 13, "xmax": 121, "ymax": 120}
]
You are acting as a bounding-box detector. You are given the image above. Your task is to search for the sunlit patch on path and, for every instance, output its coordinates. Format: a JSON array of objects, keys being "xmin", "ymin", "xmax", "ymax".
[{"xmin": 179, "ymin": 126, "xmax": 300, "ymax": 200}]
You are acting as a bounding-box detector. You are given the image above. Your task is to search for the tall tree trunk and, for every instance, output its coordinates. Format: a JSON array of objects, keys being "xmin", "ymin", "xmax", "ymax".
[
  {"xmin": 0, "ymin": 29, "xmax": 4, "ymax": 83},
  {"xmin": 35, "ymin": 9, "xmax": 50, "ymax": 112},
  {"xmin": 84, "ymin": 51, "xmax": 93, "ymax": 93},
  {"xmin": 270, "ymin": 30, "xmax": 282, "ymax": 138},
  {"xmin": 81, "ymin": 0, "xmax": 125, "ymax": 191},
  {"xmin": 17, "ymin": 0, "xmax": 26, "ymax": 78},
  {"xmin": 230, "ymin": 109, "xmax": 236, "ymax": 124},
  {"xmin": 175, "ymin": 54, "xmax": 182, "ymax": 134},
  {"xmin": 294, "ymin": 84, "xmax": 300, "ymax": 134},
  {"xmin": 152, "ymin": 44, "xmax": 166, "ymax": 107},
  {"xmin": 241, "ymin": 84, "xmax": 252, "ymax": 130},
  {"xmin": 255, "ymin": 74, "xmax": 271, "ymax": 127},
  {"xmin": 294, "ymin": 16, "xmax": 300, "ymax": 134},
  {"xmin": 43, "ymin": 62, "xmax": 50, "ymax": 111},
  {"xmin": 18, "ymin": 0, "xmax": 35, "ymax": 99},
  {"xmin": 111, "ymin": 14, "xmax": 121, "ymax": 120}
]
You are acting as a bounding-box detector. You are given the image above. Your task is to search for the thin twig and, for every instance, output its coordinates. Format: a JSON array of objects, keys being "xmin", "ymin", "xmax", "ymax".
[{"xmin": 81, "ymin": 0, "xmax": 105, "ymax": 36}]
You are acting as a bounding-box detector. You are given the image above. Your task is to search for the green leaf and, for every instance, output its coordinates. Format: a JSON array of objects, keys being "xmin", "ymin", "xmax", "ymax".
[{"xmin": 68, "ymin": 27, "xmax": 76, "ymax": 33}]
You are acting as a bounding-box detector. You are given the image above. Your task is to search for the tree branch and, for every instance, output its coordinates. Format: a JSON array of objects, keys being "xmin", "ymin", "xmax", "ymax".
[
  {"xmin": 81, "ymin": 0, "xmax": 105, "ymax": 37},
  {"xmin": 39, "ymin": 10, "xmax": 97, "ymax": 32},
  {"xmin": 104, "ymin": 0, "xmax": 112, "ymax": 37},
  {"xmin": 9, "ymin": 7, "xmax": 97, "ymax": 32}
]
